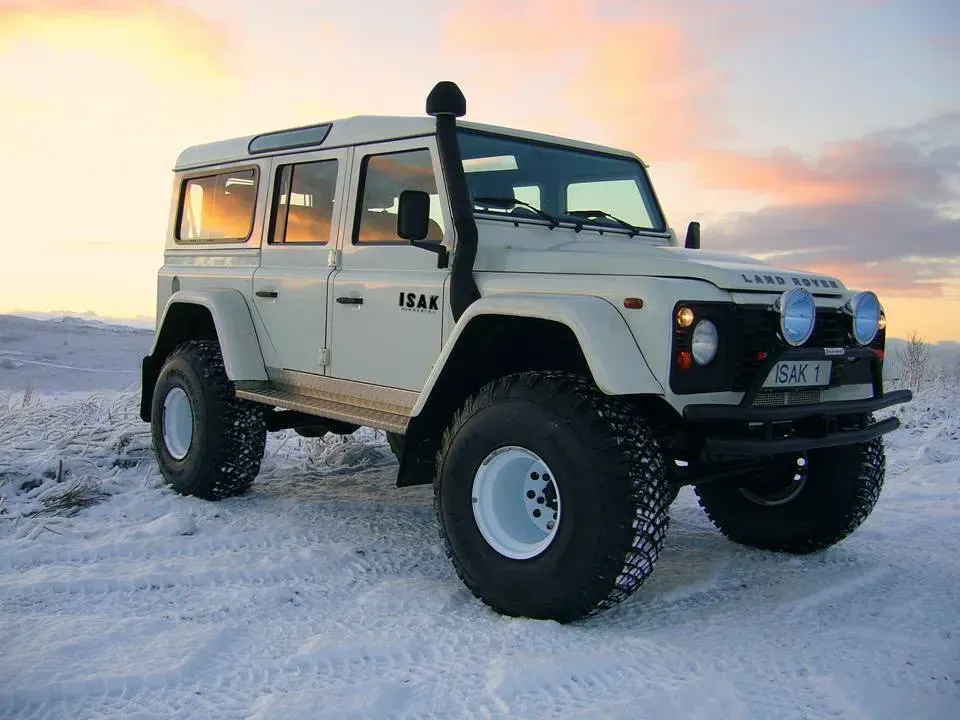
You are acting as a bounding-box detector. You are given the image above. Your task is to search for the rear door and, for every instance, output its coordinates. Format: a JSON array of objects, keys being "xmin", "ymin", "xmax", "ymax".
[
  {"xmin": 252, "ymin": 148, "xmax": 350, "ymax": 374},
  {"xmin": 326, "ymin": 138, "xmax": 451, "ymax": 391}
]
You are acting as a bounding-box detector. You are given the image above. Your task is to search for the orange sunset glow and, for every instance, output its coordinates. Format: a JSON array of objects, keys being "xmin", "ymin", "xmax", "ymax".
[{"xmin": 1, "ymin": 0, "xmax": 958, "ymax": 342}]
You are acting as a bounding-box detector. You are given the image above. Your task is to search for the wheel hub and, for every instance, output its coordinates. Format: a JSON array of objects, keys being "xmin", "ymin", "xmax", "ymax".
[
  {"xmin": 471, "ymin": 446, "xmax": 561, "ymax": 560},
  {"xmin": 739, "ymin": 455, "xmax": 808, "ymax": 506},
  {"xmin": 162, "ymin": 386, "xmax": 194, "ymax": 461}
]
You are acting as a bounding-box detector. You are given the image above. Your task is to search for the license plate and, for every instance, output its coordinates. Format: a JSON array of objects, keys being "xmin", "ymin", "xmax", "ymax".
[{"xmin": 763, "ymin": 360, "xmax": 832, "ymax": 389}]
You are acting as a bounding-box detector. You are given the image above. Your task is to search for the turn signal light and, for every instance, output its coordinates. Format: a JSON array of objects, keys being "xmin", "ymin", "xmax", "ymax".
[
  {"xmin": 876, "ymin": 349, "xmax": 885, "ymax": 362},
  {"xmin": 623, "ymin": 297, "xmax": 644, "ymax": 309},
  {"xmin": 676, "ymin": 306, "xmax": 695, "ymax": 328},
  {"xmin": 677, "ymin": 351, "xmax": 693, "ymax": 370}
]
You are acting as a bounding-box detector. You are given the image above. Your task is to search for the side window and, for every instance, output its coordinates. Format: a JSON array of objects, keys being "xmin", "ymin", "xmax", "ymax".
[
  {"xmin": 356, "ymin": 149, "xmax": 445, "ymax": 245},
  {"xmin": 178, "ymin": 168, "xmax": 257, "ymax": 242},
  {"xmin": 271, "ymin": 159, "xmax": 338, "ymax": 245}
]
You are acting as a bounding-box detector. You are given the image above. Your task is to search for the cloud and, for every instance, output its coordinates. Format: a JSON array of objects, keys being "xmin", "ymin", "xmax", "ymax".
[
  {"xmin": 698, "ymin": 113, "xmax": 960, "ymax": 206},
  {"xmin": 701, "ymin": 113, "xmax": 960, "ymax": 297},
  {"xmin": 441, "ymin": 0, "xmax": 724, "ymax": 161}
]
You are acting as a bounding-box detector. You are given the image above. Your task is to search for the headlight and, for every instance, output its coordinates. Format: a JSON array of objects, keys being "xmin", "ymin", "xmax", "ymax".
[
  {"xmin": 846, "ymin": 291, "xmax": 881, "ymax": 345},
  {"xmin": 691, "ymin": 319, "xmax": 719, "ymax": 365},
  {"xmin": 775, "ymin": 287, "xmax": 816, "ymax": 346}
]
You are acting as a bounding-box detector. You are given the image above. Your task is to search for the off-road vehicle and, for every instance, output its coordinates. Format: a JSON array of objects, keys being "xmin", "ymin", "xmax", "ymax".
[{"xmin": 140, "ymin": 81, "xmax": 912, "ymax": 623}]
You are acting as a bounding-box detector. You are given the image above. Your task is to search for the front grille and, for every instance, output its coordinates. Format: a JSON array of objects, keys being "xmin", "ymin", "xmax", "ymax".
[
  {"xmin": 733, "ymin": 307, "xmax": 850, "ymax": 391},
  {"xmin": 753, "ymin": 388, "xmax": 823, "ymax": 407}
]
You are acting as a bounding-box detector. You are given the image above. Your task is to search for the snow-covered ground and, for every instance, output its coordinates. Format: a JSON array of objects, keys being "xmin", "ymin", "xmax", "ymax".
[{"xmin": 0, "ymin": 314, "xmax": 957, "ymax": 720}]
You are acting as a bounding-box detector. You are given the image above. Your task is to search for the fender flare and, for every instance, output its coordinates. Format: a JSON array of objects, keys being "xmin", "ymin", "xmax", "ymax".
[
  {"xmin": 140, "ymin": 289, "xmax": 267, "ymax": 422},
  {"xmin": 411, "ymin": 293, "xmax": 664, "ymax": 416},
  {"xmin": 148, "ymin": 289, "xmax": 268, "ymax": 382}
]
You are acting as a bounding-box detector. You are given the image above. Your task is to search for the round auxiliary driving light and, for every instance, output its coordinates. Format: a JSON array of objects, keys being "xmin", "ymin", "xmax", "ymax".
[
  {"xmin": 846, "ymin": 291, "xmax": 882, "ymax": 345},
  {"xmin": 775, "ymin": 287, "xmax": 816, "ymax": 346},
  {"xmin": 691, "ymin": 319, "xmax": 719, "ymax": 365}
]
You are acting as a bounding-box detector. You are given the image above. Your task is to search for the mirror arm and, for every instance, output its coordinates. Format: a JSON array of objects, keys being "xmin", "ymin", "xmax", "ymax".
[{"xmin": 411, "ymin": 240, "xmax": 449, "ymax": 269}]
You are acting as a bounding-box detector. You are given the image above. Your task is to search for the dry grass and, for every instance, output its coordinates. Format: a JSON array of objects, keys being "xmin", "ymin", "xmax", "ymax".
[{"xmin": 25, "ymin": 475, "xmax": 109, "ymax": 518}]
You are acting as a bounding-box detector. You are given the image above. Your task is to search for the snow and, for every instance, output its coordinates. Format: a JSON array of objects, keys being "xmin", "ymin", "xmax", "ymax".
[{"xmin": 0, "ymin": 313, "xmax": 958, "ymax": 719}]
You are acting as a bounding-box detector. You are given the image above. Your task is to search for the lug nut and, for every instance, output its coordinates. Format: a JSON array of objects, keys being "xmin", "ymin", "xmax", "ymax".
[
  {"xmin": 533, "ymin": 509, "xmax": 541, "ymax": 518},
  {"xmin": 530, "ymin": 472, "xmax": 540, "ymax": 480},
  {"xmin": 546, "ymin": 521, "xmax": 555, "ymax": 530},
  {"xmin": 526, "ymin": 490, "xmax": 535, "ymax": 499}
]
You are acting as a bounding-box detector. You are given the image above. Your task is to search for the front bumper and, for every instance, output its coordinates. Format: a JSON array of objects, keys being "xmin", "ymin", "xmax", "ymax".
[{"xmin": 683, "ymin": 346, "xmax": 913, "ymax": 457}]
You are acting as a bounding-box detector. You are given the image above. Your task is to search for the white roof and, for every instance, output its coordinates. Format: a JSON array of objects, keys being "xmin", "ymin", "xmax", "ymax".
[{"xmin": 174, "ymin": 116, "xmax": 643, "ymax": 171}]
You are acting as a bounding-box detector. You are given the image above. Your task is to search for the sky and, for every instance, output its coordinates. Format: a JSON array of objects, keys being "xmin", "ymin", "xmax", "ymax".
[{"xmin": 0, "ymin": 0, "xmax": 958, "ymax": 341}]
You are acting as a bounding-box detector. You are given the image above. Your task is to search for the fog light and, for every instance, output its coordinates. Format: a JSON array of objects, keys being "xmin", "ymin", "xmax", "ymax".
[{"xmin": 846, "ymin": 291, "xmax": 881, "ymax": 345}]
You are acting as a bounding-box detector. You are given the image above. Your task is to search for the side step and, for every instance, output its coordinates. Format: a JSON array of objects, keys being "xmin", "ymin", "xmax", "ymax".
[
  {"xmin": 234, "ymin": 370, "xmax": 417, "ymax": 434},
  {"xmin": 236, "ymin": 386, "xmax": 409, "ymax": 433}
]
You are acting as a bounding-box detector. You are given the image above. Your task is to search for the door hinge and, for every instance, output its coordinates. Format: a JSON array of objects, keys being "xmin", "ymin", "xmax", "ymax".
[
  {"xmin": 327, "ymin": 249, "xmax": 341, "ymax": 268},
  {"xmin": 319, "ymin": 347, "xmax": 330, "ymax": 367}
]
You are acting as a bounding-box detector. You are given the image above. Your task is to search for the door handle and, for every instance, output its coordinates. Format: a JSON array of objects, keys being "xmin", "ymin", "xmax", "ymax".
[
  {"xmin": 256, "ymin": 290, "xmax": 278, "ymax": 299},
  {"xmin": 336, "ymin": 296, "xmax": 363, "ymax": 305}
]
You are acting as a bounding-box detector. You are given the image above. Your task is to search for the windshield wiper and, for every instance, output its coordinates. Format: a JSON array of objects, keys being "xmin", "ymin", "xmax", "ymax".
[
  {"xmin": 473, "ymin": 196, "xmax": 559, "ymax": 229},
  {"xmin": 565, "ymin": 209, "xmax": 640, "ymax": 237}
]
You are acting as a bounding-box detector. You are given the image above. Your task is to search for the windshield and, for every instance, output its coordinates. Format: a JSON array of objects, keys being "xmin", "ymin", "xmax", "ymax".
[{"xmin": 457, "ymin": 129, "xmax": 666, "ymax": 233}]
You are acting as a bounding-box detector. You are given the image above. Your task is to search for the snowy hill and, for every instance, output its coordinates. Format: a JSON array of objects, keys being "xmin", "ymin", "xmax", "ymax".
[
  {"xmin": 0, "ymin": 314, "xmax": 152, "ymax": 394},
  {"xmin": 0, "ymin": 315, "xmax": 957, "ymax": 719}
]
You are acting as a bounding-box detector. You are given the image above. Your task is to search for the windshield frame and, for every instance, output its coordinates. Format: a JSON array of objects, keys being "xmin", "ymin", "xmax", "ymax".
[{"xmin": 455, "ymin": 127, "xmax": 669, "ymax": 237}]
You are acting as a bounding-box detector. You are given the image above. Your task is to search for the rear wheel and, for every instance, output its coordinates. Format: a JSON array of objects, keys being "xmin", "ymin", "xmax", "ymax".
[
  {"xmin": 151, "ymin": 340, "xmax": 266, "ymax": 500},
  {"xmin": 695, "ymin": 438, "xmax": 885, "ymax": 553},
  {"xmin": 434, "ymin": 371, "xmax": 670, "ymax": 623}
]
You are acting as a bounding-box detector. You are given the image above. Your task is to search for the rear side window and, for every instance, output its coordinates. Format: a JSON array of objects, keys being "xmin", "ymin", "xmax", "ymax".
[
  {"xmin": 271, "ymin": 159, "xmax": 339, "ymax": 245},
  {"xmin": 177, "ymin": 168, "xmax": 257, "ymax": 242}
]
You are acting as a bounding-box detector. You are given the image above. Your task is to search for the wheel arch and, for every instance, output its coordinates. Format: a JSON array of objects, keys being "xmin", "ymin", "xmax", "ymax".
[
  {"xmin": 396, "ymin": 294, "xmax": 665, "ymax": 487},
  {"xmin": 140, "ymin": 289, "xmax": 267, "ymax": 422}
]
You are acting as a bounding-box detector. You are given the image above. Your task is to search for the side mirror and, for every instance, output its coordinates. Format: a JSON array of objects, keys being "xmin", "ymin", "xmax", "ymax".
[
  {"xmin": 684, "ymin": 221, "xmax": 701, "ymax": 250},
  {"xmin": 398, "ymin": 189, "xmax": 449, "ymax": 269},
  {"xmin": 397, "ymin": 190, "xmax": 431, "ymax": 241}
]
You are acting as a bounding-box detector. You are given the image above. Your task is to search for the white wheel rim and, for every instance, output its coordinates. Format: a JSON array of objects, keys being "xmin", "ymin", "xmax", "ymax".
[
  {"xmin": 162, "ymin": 387, "xmax": 194, "ymax": 461},
  {"xmin": 471, "ymin": 446, "xmax": 561, "ymax": 560}
]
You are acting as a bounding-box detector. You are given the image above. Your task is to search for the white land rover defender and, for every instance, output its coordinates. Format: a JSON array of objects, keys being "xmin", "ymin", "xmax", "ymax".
[{"xmin": 141, "ymin": 82, "xmax": 912, "ymax": 623}]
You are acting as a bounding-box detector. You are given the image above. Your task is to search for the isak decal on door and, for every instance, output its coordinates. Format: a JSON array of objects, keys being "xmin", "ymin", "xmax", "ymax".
[{"xmin": 399, "ymin": 292, "xmax": 440, "ymax": 313}]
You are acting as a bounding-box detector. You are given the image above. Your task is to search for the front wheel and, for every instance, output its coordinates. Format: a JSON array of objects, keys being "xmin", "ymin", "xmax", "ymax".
[
  {"xmin": 434, "ymin": 371, "xmax": 671, "ymax": 623},
  {"xmin": 151, "ymin": 340, "xmax": 267, "ymax": 500},
  {"xmin": 695, "ymin": 438, "xmax": 886, "ymax": 553}
]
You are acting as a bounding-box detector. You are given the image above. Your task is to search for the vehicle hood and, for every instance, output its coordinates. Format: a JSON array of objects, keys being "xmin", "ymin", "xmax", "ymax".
[{"xmin": 474, "ymin": 232, "xmax": 847, "ymax": 294}]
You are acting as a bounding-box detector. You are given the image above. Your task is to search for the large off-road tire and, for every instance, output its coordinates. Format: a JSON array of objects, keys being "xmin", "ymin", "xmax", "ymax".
[
  {"xmin": 150, "ymin": 340, "xmax": 267, "ymax": 500},
  {"xmin": 434, "ymin": 371, "xmax": 671, "ymax": 623},
  {"xmin": 694, "ymin": 438, "xmax": 885, "ymax": 554}
]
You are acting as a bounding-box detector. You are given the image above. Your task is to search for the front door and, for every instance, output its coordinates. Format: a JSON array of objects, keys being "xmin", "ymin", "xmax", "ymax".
[
  {"xmin": 327, "ymin": 139, "xmax": 451, "ymax": 391},
  {"xmin": 252, "ymin": 148, "xmax": 349, "ymax": 374}
]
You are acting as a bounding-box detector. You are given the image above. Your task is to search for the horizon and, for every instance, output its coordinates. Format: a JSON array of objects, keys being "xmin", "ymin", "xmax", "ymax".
[{"xmin": 1, "ymin": 0, "xmax": 958, "ymax": 341}]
